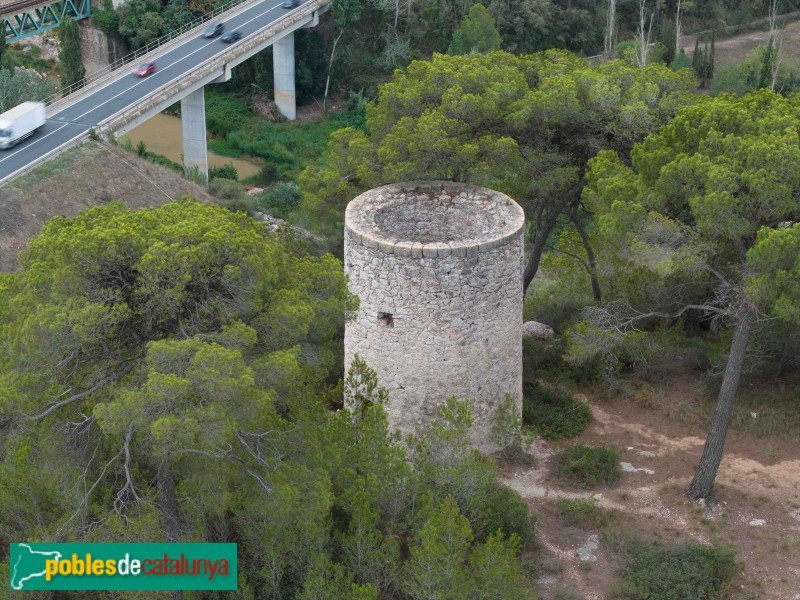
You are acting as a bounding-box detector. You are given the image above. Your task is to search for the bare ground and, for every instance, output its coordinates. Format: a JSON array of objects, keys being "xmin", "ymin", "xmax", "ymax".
[
  {"xmin": 0, "ymin": 141, "xmax": 217, "ymax": 272},
  {"xmin": 501, "ymin": 372, "xmax": 800, "ymax": 600},
  {"xmin": 683, "ymin": 18, "xmax": 800, "ymax": 69}
]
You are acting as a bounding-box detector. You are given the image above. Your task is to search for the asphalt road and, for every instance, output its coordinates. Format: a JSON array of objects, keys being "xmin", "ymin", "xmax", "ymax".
[{"xmin": 0, "ymin": 0, "xmax": 299, "ymax": 185}]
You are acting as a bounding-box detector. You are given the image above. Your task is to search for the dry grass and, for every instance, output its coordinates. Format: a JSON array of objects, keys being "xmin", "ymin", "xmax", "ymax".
[{"xmin": 683, "ymin": 19, "xmax": 800, "ymax": 70}]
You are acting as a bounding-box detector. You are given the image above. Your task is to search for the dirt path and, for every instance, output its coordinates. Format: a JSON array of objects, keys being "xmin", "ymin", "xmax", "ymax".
[
  {"xmin": 501, "ymin": 386, "xmax": 800, "ymax": 600},
  {"xmin": 683, "ymin": 17, "xmax": 800, "ymax": 68}
]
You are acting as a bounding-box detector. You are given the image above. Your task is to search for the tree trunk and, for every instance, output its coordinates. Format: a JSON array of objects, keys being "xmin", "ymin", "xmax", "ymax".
[
  {"xmin": 323, "ymin": 31, "xmax": 344, "ymax": 116},
  {"xmin": 522, "ymin": 222, "xmax": 554, "ymax": 293},
  {"xmin": 158, "ymin": 462, "xmax": 183, "ymax": 600},
  {"xmin": 686, "ymin": 306, "xmax": 755, "ymax": 499},
  {"xmin": 158, "ymin": 462, "xmax": 182, "ymax": 542},
  {"xmin": 569, "ymin": 209, "xmax": 602, "ymax": 303},
  {"xmin": 522, "ymin": 178, "xmax": 587, "ymax": 293}
]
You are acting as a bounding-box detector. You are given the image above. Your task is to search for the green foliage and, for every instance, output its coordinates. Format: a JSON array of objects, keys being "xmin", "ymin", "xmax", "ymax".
[
  {"xmin": 213, "ymin": 113, "xmax": 356, "ymax": 184},
  {"xmin": 208, "ymin": 177, "xmax": 247, "ymax": 201},
  {"xmin": 614, "ymin": 542, "xmax": 738, "ymax": 600},
  {"xmin": 116, "ymin": 0, "xmax": 164, "ymax": 50},
  {"xmin": 92, "ymin": 0, "xmax": 118, "ymax": 36},
  {"xmin": 0, "ymin": 67, "xmax": 56, "ymax": 112},
  {"xmin": 404, "ymin": 497, "xmax": 534, "ymax": 600},
  {"xmin": 301, "ymin": 50, "xmax": 697, "ymax": 254},
  {"xmin": 208, "ymin": 163, "xmax": 239, "ymax": 181},
  {"xmin": 255, "ymin": 182, "xmax": 302, "ymax": 220},
  {"xmin": 578, "ymin": 90, "xmax": 800, "ymax": 439},
  {"xmin": 556, "ymin": 497, "xmax": 607, "ymax": 529},
  {"xmin": 58, "ymin": 16, "xmax": 85, "ymax": 89},
  {"xmin": 448, "ymin": 3, "xmax": 502, "ymax": 56},
  {"xmin": 183, "ymin": 164, "xmax": 207, "ymax": 185},
  {"xmin": 550, "ymin": 445, "xmax": 620, "ymax": 489},
  {"xmin": 709, "ymin": 64, "xmax": 750, "ymax": 96},
  {"xmin": 479, "ymin": 485, "xmax": 538, "ymax": 549},
  {"xmin": 205, "ymin": 91, "xmax": 253, "ymax": 138},
  {"xmin": 410, "ymin": 397, "xmax": 535, "ymax": 546},
  {"xmin": 523, "ymin": 382, "xmax": 591, "ymax": 439},
  {"xmin": 493, "ymin": 393, "xmax": 535, "ymax": 458}
]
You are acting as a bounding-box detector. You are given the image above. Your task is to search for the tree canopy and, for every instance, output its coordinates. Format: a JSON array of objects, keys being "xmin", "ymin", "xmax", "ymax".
[
  {"xmin": 300, "ymin": 49, "xmax": 697, "ymax": 290},
  {"xmin": 581, "ymin": 90, "xmax": 800, "ymax": 497},
  {"xmin": 0, "ymin": 199, "xmax": 537, "ymax": 597}
]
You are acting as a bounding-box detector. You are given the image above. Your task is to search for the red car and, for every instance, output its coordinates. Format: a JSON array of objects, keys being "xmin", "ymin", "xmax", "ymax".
[{"xmin": 134, "ymin": 61, "xmax": 156, "ymax": 77}]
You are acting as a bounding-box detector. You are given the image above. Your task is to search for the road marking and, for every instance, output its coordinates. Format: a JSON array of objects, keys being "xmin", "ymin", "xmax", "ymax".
[
  {"xmin": 0, "ymin": 0, "xmax": 298, "ymax": 178},
  {"xmin": 0, "ymin": 123, "xmax": 70, "ymax": 165},
  {"xmin": 72, "ymin": 3, "xmax": 284, "ymax": 122}
]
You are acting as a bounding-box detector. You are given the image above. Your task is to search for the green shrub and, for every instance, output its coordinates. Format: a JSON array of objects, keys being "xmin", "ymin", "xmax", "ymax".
[
  {"xmin": 523, "ymin": 382, "xmax": 591, "ymax": 440},
  {"xmin": 209, "ymin": 163, "xmax": 239, "ymax": 181},
  {"xmin": 255, "ymin": 181, "xmax": 301, "ymax": 219},
  {"xmin": 556, "ymin": 497, "xmax": 606, "ymax": 528},
  {"xmin": 208, "ymin": 177, "xmax": 246, "ymax": 201},
  {"xmin": 522, "ymin": 336, "xmax": 567, "ymax": 377},
  {"xmin": 257, "ymin": 163, "xmax": 279, "ymax": 186},
  {"xmin": 205, "ymin": 91, "xmax": 253, "ymax": 137},
  {"xmin": 478, "ymin": 484, "xmax": 537, "ymax": 548},
  {"xmin": 550, "ymin": 445, "xmax": 620, "ymax": 489},
  {"xmin": 614, "ymin": 542, "xmax": 738, "ymax": 600}
]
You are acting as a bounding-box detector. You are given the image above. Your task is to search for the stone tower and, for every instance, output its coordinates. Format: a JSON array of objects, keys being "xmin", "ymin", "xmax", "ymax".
[{"xmin": 344, "ymin": 181, "xmax": 525, "ymax": 452}]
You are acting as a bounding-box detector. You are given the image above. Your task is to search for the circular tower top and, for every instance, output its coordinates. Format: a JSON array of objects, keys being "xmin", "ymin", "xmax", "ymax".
[{"xmin": 344, "ymin": 181, "xmax": 525, "ymax": 258}]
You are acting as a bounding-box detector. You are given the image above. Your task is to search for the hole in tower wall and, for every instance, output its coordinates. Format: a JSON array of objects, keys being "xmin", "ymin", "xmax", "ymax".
[{"xmin": 378, "ymin": 312, "xmax": 394, "ymax": 328}]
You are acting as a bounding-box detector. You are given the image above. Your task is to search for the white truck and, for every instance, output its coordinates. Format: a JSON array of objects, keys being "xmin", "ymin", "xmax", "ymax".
[{"xmin": 0, "ymin": 101, "xmax": 46, "ymax": 150}]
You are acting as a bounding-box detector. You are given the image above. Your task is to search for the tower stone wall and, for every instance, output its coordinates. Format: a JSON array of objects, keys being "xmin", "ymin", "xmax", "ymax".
[{"xmin": 344, "ymin": 181, "xmax": 525, "ymax": 452}]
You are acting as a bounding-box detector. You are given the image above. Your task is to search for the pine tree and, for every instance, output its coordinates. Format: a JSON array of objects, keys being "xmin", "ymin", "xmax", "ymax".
[
  {"xmin": 691, "ymin": 38, "xmax": 701, "ymax": 73},
  {"xmin": 58, "ymin": 16, "xmax": 85, "ymax": 90}
]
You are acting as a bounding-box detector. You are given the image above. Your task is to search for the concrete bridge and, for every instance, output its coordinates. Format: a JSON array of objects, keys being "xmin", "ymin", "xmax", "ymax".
[{"xmin": 0, "ymin": 0, "xmax": 330, "ymax": 185}]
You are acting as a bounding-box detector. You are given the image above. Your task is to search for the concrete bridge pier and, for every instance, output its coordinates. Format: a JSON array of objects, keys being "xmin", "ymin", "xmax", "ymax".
[
  {"xmin": 273, "ymin": 32, "xmax": 296, "ymax": 120},
  {"xmin": 181, "ymin": 87, "xmax": 209, "ymax": 179}
]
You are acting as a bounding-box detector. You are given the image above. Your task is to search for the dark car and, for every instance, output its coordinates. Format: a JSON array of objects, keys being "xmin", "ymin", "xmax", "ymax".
[
  {"xmin": 133, "ymin": 61, "xmax": 156, "ymax": 77},
  {"xmin": 202, "ymin": 22, "xmax": 224, "ymax": 38},
  {"xmin": 282, "ymin": 0, "xmax": 298, "ymax": 7},
  {"xmin": 221, "ymin": 30, "xmax": 241, "ymax": 43}
]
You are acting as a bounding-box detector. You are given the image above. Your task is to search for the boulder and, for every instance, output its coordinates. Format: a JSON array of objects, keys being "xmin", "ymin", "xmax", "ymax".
[{"xmin": 522, "ymin": 320, "xmax": 555, "ymax": 340}]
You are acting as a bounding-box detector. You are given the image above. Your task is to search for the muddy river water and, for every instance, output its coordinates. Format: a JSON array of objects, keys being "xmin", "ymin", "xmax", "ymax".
[{"xmin": 122, "ymin": 113, "xmax": 262, "ymax": 179}]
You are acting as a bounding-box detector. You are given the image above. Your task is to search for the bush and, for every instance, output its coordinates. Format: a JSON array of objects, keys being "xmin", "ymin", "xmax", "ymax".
[
  {"xmin": 257, "ymin": 163, "xmax": 279, "ymax": 186},
  {"xmin": 522, "ymin": 336, "xmax": 567, "ymax": 377},
  {"xmin": 550, "ymin": 445, "xmax": 620, "ymax": 489},
  {"xmin": 614, "ymin": 542, "xmax": 738, "ymax": 600},
  {"xmin": 255, "ymin": 181, "xmax": 301, "ymax": 219},
  {"xmin": 523, "ymin": 382, "xmax": 591, "ymax": 440},
  {"xmin": 205, "ymin": 91, "xmax": 253, "ymax": 137},
  {"xmin": 479, "ymin": 484, "xmax": 538, "ymax": 549},
  {"xmin": 492, "ymin": 393, "xmax": 535, "ymax": 459},
  {"xmin": 208, "ymin": 177, "xmax": 247, "ymax": 201},
  {"xmin": 556, "ymin": 497, "xmax": 607, "ymax": 529},
  {"xmin": 209, "ymin": 163, "xmax": 239, "ymax": 181}
]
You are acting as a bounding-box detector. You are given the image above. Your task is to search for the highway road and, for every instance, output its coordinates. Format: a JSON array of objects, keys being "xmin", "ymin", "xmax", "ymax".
[{"xmin": 0, "ymin": 0, "xmax": 303, "ymax": 185}]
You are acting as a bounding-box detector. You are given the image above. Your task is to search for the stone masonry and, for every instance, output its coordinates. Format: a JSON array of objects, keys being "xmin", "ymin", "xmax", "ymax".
[{"xmin": 344, "ymin": 181, "xmax": 525, "ymax": 453}]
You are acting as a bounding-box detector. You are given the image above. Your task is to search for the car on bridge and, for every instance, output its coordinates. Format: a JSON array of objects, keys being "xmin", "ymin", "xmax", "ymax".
[
  {"xmin": 202, "ymin": 22, "xmax": 225, "ymax": 38},
  {"xmin": 221, "ymin": 30, "xmax": 241, "ymax": 43},
  {"xmin": 282, "ymin": 0, "xmax": 299, "ymax": 7},
  {"xmin": 134, "ymin": 61, "xmax": 156, "ymax": 77}
]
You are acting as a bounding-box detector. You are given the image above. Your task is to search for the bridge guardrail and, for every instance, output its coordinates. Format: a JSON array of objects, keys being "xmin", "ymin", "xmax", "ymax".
[
  {"xmin": 44, "ymin": 0, "xmax": 265, "ymax": 110},
  {"xmin": 97, "ymin": 0, "xmax": 325, "ymax": 138}
]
